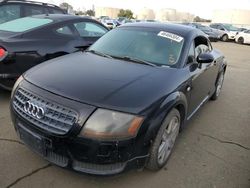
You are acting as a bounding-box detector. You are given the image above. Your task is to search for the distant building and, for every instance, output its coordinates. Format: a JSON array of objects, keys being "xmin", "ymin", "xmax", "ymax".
[
  {"xmin": 95, "ymin": 7, "xmax": 120, "ymax": 18},
  {"xmin": 147, "ymin": 8, "xmax": 195, "ymax": 22},
  {"xmin": 137, "ymin": 8, "xmax": 155, "ymax": 20},
  {"xmin": 155, "ymin": 9, "xmax": 176, "ymax": 21},
  {"xmin": 94, "ymin": 6, "xmax": 195, "ymax": 22},
  {"xmin": 212, "ymin": 9, "xmax": 250, "ymax": 26}
]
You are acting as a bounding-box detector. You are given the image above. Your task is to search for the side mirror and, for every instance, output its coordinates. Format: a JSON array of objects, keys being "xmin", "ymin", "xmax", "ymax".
[
  {"xmin": 220, "ymin": 28, "xmax": 225, "ymax": 31},
  {"xmin": 197, "ymin": 53, "xmax": 214, "ymax": 64}
]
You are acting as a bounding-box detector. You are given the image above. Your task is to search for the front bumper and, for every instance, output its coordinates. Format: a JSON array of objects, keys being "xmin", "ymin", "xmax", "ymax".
[
  {"xmin": 12, "ymin": 113, "xmax": 148, "ymax": 175},
  {"xmin": 10, "ymin": 81, "xmax": 149, "ymax": 175}
]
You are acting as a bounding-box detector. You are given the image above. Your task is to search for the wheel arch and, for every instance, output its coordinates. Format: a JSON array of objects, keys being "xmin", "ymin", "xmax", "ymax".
[
  {"xmin": 221, "ymin": 33, "xmax": 229, "ymax": 41},
  {"xmin": 143, "ymin": 91, "xmax": 188, "ymax": 145}
]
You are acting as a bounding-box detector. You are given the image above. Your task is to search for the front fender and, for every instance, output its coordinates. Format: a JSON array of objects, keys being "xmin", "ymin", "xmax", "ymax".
[{"xmin": 142, "ymin": 91, "xmax": 188, "ymax": 146}]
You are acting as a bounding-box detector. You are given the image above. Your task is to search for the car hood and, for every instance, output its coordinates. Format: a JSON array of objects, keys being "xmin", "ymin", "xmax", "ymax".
[{"xmin": 24, "ymin": 52, "xmax": 181, "ymax": 114}]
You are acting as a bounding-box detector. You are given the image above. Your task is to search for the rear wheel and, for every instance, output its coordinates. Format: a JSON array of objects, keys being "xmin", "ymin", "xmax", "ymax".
[
  {"xmin": 237, "ymin": 37, "xmax": 244, "ymax": 44},
  {"xmin": 211, "ymin": 71, "xmax": 225, "ymax": 100},
  {"xmin": 221, "ymin": 34, "xmax": 228, "ymax": 42},
  {"xmin": 146, "ymin": 108, "xmax": 180, "ymax": 170}
]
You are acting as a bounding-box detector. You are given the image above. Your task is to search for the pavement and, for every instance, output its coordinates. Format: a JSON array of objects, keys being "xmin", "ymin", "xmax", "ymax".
[{"xmin": 0, "ymin": 42, "xmax": 250, "ymax": 188}]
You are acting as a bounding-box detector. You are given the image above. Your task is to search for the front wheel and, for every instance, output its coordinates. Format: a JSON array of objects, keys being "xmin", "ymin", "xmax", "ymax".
[
  {"xmin": 211, "ymin": 71, "xmax": 225, "ymax": 100},
  {"xmin": 221, "ymin": 34, "xmax": 228, "ymax": 42},
  {"xmin": 237, "ymin": 37, "xmax": 244, "ymax": 44},
  {"xmin": 146, "ymin": 108, "xmax": 180, "ymax": 170}
]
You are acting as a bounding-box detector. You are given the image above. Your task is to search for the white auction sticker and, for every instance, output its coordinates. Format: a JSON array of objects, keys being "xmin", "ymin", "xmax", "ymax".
[{"xmin": 157, "ymin": 31, "xmax": 184, "ymax": 42}]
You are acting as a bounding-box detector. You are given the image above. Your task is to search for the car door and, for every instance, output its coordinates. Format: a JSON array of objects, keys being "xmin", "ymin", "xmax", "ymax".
[
  {"xmin": 187, "ymin": 36, "xmax": 219, "ymax": 118},
  {"xmin": 72, "ymin": 21, "xmax": 108, "ymax": 50}
]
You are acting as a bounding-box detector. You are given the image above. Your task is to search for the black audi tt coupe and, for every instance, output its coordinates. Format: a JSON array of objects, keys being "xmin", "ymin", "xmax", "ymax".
[
  {"xmin": 0, "ymin": 14, "xmax": 108, "ymax": 90},
  {"xmin": 10, "ymin": 23, "xmax": 227, "ymax": 175}
]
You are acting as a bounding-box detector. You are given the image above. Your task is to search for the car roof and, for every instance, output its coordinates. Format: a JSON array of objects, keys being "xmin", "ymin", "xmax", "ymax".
[
  {"xmin": 119, "ymin": 22, "xmax": 204, "ymax": 38},
  {"xmin": 0, "ymin": 0, "xmax": 61, "ymax": 8},
  {"xmin": 31, "ymin": 14, "xmax": 92, "ymax": 22}
]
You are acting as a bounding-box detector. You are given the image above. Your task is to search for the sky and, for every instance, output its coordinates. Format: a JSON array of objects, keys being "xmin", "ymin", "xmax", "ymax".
[{"xmin": 43, "ymin": 0, "xmax": 250, "ymax": 19}]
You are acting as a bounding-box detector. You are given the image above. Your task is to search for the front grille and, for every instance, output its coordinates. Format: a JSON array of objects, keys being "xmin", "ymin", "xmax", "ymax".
[{"xmin": 13, "ymin": 88, "xmax": 78, "ymax": 135}]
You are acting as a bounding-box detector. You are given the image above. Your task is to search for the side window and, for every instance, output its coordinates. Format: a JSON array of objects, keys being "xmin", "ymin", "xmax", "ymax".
[
  {"xmin": 207, "ymin": 41, "xmax": 213, "ymax": 51},
  {"xmin": 74, "ymin": 22, "xmax": 108, "ymax": 37},
  {"xmin": 194, "ymin": 36, "xmax": 210, "ymax": 59},
  {"xmin": 217, "ymin": 25, "xmax": 225, "ymax": 31},
  {"xmin": 210, "ymin": 24, "xmax": 216, "ymax": 29},
  {"xmin": 0, "ymin": 5, "xmax": 21, "ymax": 24},
  {"xmin": 25, "ymin": 5, "xmax": 45, "ymax": 16},
  {"xmin": 48, "ymin": 7, "xmax": 64, "ymax": 14},
  {"xmin": 56, "ymin": 26, "xmax": 74, "ymax": 36}
]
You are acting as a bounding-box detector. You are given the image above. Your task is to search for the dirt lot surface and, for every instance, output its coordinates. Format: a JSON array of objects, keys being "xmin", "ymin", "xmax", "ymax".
[{"xmin": 0, "ymin": 42, "xmax": 250, "ymax": 188}]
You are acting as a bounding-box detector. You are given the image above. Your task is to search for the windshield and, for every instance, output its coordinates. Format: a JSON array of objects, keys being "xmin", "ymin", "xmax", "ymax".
[
  {"xmin": 0, "ymin": 17, "xmax": 53, "ymax": 32},
  {"xmin": 224, "ymin": 24, "xmax": 239, "ymax": 31},
  {"xmin": 89, "ymin": 28, "xmax": 184, "ymax": 66}
]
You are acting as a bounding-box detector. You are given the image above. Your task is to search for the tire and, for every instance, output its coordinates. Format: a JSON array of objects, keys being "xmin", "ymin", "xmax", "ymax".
[
  {"xmin": 211, "ymin": 71, "xmax": 225, "ymax": 101},
  {"xmin": 146, "ymin": 108, "xmax": 181, "ymax": 171},
  {"xmin": 237, "ymin": 37, "xmax": 244, "ymax": 44},
  {"xmin": 221, "ymin": 34, "xmax": 228, "ymax": 42}
]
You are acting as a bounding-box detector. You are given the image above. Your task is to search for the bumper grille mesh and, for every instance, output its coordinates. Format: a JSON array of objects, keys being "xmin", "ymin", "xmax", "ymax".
[
  {"xmin": 13, "ymin": 88, "xmax": 77, "ymax": 135},
  {"xmin": 72, "ymin": 160, "xmax": 126, "ymax": 175}
]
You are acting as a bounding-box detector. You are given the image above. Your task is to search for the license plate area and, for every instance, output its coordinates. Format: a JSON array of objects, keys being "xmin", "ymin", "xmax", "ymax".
[{"xmin": 18, "ymin": 124, "xmax": 46, "ymax": 156}]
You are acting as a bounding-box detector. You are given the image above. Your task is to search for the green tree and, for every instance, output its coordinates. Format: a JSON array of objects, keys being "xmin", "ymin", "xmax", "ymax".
[
  {"xmin": 86, "ymin": 10, "xmax": 95, "ymax": 17},
  {"xmin": 59, "ymin": 2, "xmax": 73, "ymax": 12},
  {"xmin": 118, "ymin": 9, "xmax": 134, "ymax": 19},
  {"xmin": 75, "ymin": 11, "xmax": 85, "ymax": 15},
  {"xmin": 193, "ymin": 16, "xmax": 211, "ymax": 22}
]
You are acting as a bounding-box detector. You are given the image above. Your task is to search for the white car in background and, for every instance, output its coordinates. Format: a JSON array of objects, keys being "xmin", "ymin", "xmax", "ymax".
[
  {"xmin": 235, "ymin": 30, "xmax": 250, "ymax": 44},
  {"xmin": 210, "ymin": 23, "xmax": 239, "ymax": 41}
]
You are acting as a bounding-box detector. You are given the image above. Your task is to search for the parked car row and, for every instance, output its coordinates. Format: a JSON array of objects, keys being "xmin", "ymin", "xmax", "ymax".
[
  {"xmin": 181, "ymin": 22, "xmax": 250, "ymax": 44},
  {"xmin": 181, "ymin": 23, "xmax": 224, "ymax": 41},
  {"xmin": 99, "ymin": 16, "xmax": 161, "ymax": 29}
]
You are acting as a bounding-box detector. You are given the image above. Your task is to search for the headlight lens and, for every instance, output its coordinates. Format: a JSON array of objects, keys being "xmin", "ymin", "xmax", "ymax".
[
  {"xmin": 79, "ymin": 109, "xmax": 144, "ymax": 141},
  {"xmin": 11, "ymin": 75, "xmax": 24, "ymax": 98}
]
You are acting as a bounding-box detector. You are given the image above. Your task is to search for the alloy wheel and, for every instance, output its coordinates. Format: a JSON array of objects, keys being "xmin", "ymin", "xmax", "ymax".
[
  {"xmin": 216, "ymin": 73, "xmax": 224, "ymax": 97},
  {"xmin": 157, "ymin": 116, "xmax": 180, "ymax": 165}
]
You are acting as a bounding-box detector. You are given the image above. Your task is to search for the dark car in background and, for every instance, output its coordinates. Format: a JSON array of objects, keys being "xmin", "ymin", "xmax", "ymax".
[
  {"xmin": 0, "ymin": 14, "xmax": 108, "ymax": 90},
  {"xmin": 0, "ymin": 0, "xmax": 66, "ymax": 24},
  {"xmin": 182, "ymin": 23, "xmax": 223, "ymax": 41},
  {"xmin": 10, "ymin": 23, "xmax": 227, "ymax": 175}
]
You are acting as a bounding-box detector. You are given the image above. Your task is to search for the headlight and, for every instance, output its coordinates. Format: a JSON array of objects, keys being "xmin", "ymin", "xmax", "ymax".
[
  {"xmin": 11, "ymin": 76, "xmax": 24, "ymax": 98},
  {"xmin": 79, "ymin": 109, "xmax": 144, "ymax": 141}
]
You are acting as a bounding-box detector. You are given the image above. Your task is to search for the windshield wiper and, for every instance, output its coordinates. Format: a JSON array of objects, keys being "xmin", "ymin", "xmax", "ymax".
[
  {"xmin": 85, "ymin": 49, "xmax": 113, "ymax": 59},
  {"xmin": 111, "ymin": 55, "xmax": 157, "ymax": 67}
]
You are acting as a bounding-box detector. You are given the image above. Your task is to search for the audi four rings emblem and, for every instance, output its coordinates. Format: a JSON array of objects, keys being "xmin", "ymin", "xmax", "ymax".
[{"xmin": 23, "ymin": 101, "xmax": 45, "ymax": 119}]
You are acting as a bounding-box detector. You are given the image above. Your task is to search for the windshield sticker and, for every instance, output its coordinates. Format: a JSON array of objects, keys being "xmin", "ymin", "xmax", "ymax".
[{"xmin": 157, "ymin": 31, "xmax": 183, "ymax": 42}]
